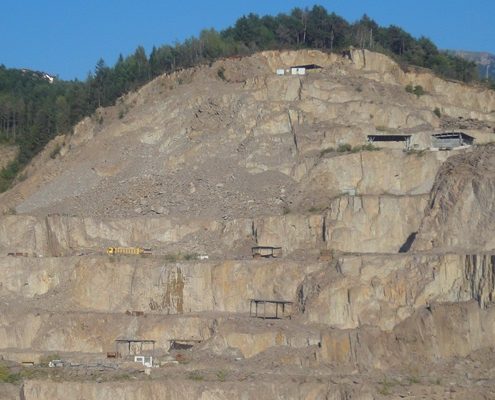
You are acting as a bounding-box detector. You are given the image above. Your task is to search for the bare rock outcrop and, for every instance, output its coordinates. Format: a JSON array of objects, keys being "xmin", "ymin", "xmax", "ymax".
[
  {"xmin": 413, "ymin": 145, "xmax": 495, "ymax": 252},
  {"xmin": 0, "ymin": 253, "xmax": 493, "ymax": 345},
  {"xmin": 0, "ymin": 196, "xmax": 427, "ymax": 256}
]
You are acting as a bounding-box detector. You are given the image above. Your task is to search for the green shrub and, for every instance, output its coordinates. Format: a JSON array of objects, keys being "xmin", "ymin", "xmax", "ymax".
[
  {"xmin": 378, "ymin": 376, "xmax": 395, "ymax": 395},
  {"xmin": 359, "ymin": 143, "xmax": 380, "ymax": 152},
  {"xmin": 433, "ymin": 107, "xmax": 441, "ymax": 118},
  {"xmin": 188, "ymin": 371, "xmax": 204, "ymax": 381},
  {"xmin": 375, "ymin": 125, "xmax": 395, "ymax": 133},
  {"xmin": 6, "ymin": 207, "xmax": 16, "ymax": 215},
  {"xmin": 413, "ymin": 85, "xmax": 425, "ymax": 96},
  {"xmin": 337, "ymin": 143, "xmax": 352, "ymax": 152},
  {"xmin": 164, "ymin": 252, "xmax": 198, "ymax": 262},
  {"xmin": 217, "ymin": 67, "xmax": 226, "ymax": 81},
  {"xmin": 0, "ymin": 161, "xmax": 20, "ymax": 180},
  {"xmin": 0, "ymin": 134, "xmax": 12, "ymax": 144},
  {"xmin": 0, "ymin": 365, "xmax": 21, "ymax": 383},
  {"xmin": 405, "ymin": 84, "xmax": 426, "ymax": 97},
  {"xmin": 337, "ymin": 143, "xmax": 380, "ymax": 154},
  {"xmin": 216, "ymin": 369, "xmax": 228, "ymax": 381},
  {"xmin": 118, "ymin": 102, "xmax": 130, "ymax": 119},
  {"xmin": 19, "ymin": 368, "xmax": 37, "ymax": 380},
  {"xmin": 405, "ymin": 148, "xmax": 426, "ymax": 157},
  {"xmin": 114, "ymin": 373, "xmax": 132, "ymax": 380},
  {"xmin": 183, "ymin": 252, "xmax": 198, "ymax": 261},
  {"xmin": 50, "ymin": 144, "xmax": 61, "ymax": 159},
  {"xmin": 0, "ymin": 160, "xmax": 20, "ymax": 192},
  {"xmin": 164, "ymin": 253, "xmax": 178, "ymax": 262}
]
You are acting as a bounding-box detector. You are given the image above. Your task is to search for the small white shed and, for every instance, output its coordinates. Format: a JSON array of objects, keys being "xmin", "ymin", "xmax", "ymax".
[{"xmin": 291, "ymin": 67, "xmax": 306, "ymax": 75}]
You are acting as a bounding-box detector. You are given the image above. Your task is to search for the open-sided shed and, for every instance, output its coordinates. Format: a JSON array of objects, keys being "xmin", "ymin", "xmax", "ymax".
[
  {"xmin": 290, "ymin": 64, "xmax": 322, "ymax": 75},
  {"xmin": 432, "ymin": 132, "xmax": 474, "ymax": 149},
  {"xmin": 114, "ymin": 339, "xmax": 156, "ymax": 357},
  {"xmin": 367, "ymin": 134, "xmax": 412, "ymax": 150}
]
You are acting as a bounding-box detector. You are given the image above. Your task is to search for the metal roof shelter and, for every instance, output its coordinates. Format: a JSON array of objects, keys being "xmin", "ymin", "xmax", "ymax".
[
  {"xmin": 251, "ymin": 246, "xmax": 282, "ymax": 258},
  {"xmin": 249, "ymin": 299, "xmax": 293, "ymax": 319},
  {"xmin": 367, "ymin": 134, "xmax": 412, "ymax": 150},
  {"xmin": 367, "ymin": 134, "xmax": 412, "ymax": 142},
  {"xmin": 287, "ymin": 64, "xmax": 323, "ymax": 75},
  {"xmin": 432, "ymin": 132, "xmax": 474, "ymax": 149},
  {"xmin": 290, "ymin": 64, "xmax": 322, "ymax": 70},
  {"xmin": 114, "ymin": 339, "xmax": 156, "ymax": 357}
]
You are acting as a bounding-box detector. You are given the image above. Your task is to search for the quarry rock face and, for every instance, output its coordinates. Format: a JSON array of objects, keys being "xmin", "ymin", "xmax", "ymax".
[
  {"xmin": 1, "ymin": 50, "xmax": 495, "ymax": 399},
  {"xmin": 2, "ymin": 50, "xmax": 494, "ymax": 219},
  {"xmin": 414, "ymin": 144, "xmax": 495, "ymax": 252}
]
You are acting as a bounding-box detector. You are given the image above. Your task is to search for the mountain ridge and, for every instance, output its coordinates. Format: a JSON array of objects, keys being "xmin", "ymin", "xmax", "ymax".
[{"xmin": 451, "ymin": 49, "xmax": 495, "ymax": 79}]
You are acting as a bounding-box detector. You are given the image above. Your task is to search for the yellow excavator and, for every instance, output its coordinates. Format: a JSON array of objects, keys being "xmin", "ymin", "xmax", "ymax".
[{"xmin": 106, "ymin": 247, "xmax": 152, "ymax": 256}]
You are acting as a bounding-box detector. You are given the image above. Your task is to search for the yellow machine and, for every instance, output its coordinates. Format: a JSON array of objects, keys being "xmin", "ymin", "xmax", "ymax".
[{"xmin": 106, "ymin": 247, "xmax": 152, "ymax": 255}]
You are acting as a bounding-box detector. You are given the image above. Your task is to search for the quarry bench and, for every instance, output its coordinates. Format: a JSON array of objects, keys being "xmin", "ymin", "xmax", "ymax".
[
  {"xmin": 7, "ymin": 252, "xmax": 29, "ymax": 257},
  {"xmin": 251, "ymin": 246, "xmax": 282, "ymax": 258},
  {"xmin": 249, "ymin": 299, "xmax": 293, "ymax": 319}
]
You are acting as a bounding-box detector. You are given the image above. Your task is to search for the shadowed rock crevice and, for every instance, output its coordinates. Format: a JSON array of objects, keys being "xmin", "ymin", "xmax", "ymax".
[{"xmin": 398, "ymin": 231, "xmax": 417, "ymax": 253}]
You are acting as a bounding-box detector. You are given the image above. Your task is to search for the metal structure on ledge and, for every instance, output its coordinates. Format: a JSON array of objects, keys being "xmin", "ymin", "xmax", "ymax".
[{"xmin": 249, "ymin": 299, "xmax": 293, "ymax": 319}]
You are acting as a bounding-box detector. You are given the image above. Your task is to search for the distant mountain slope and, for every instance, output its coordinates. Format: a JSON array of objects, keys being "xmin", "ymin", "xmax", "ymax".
[{"xmin": 451, "ymin": 50, "xmax": 495, "ymax": 80}]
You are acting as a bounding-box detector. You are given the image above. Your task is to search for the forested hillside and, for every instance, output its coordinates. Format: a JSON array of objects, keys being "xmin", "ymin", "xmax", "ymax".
[
  {"xmin": 0, "ymin": 5, "xmax": 481, "ymax": 192},
  {"xmin": 0, "ymin": 67, "xmax": 91, "ymax": 191}
]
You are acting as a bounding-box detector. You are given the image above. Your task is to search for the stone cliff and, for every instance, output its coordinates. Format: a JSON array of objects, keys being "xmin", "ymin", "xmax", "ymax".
[{"xmin": 414, "ymin": 144, "xmax": 495, "ymax": 252}]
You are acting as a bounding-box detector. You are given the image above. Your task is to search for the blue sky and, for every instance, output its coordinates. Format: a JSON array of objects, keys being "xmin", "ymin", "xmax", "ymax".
[{"xmin": 1, "ymin": 0, "xmax": 494, "ymax": 80}]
